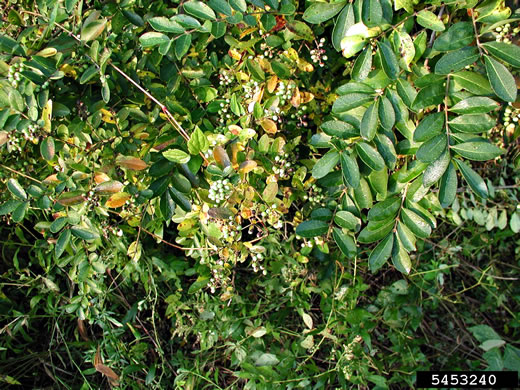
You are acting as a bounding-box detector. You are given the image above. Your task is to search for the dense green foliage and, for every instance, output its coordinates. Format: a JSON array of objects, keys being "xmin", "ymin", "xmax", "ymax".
[{"xmin": 1, "ymin": 0, "xmax": 520, "ymax": 388}]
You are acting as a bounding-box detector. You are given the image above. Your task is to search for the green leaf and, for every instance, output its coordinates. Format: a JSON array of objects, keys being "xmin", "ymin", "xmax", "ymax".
[
  {"xmin": 401, "ymin": 208, "xmax": 431, "ymax": 238},
  {"xmin": 369, "ymin": 233, "xmax": 393, "ymax": 273},
  {"xmin": 449, "ymin": 114, "xmax": 496, "ymax": 133},
  {"xmin": 423, "ymin": 148, "xmax": 451, "ymax": 187},
  {"xmin": 148, "ymin": 17, "xmax": 185, "ymax": 33},
  {"xmin": 439, "ymin": 161, "xmax": 457, "ymax": 207},
  {"xmin": 396, "ymin": 79, "xmax": 417, "ymax": 109},
  {"xmin": 55, "ymin": 229, "xmax": 71, "ymax": 259},
  {"xmin": 246, "ymin": 59, "xmax": 265, "ymax": 82},
  {"xmin": 353, "ymin": 177, "xmax": 373, "ymax": 209},
  {"xmin": 484, "ymin": 55, "xmax": 517, "ymax": 102},
  {"xmin": 332, "ymin": 4, "xmax": 355, "ymax": 51},
  {"xmin": 163, "ymin": 149, "xmax": 191, "ymax": 164},
  {"xmin": 397, "ymin": 221, "xmax": 416, "ymax": 252},
  {"xmin": 435, "ymin": 47, "xmax": 479, "ymax": 75},
  {"xmin": 362, "ymin": 0, "xmax": 383, "ymax": 27},
  {"xmin": 168, "ymin": 187, "xmax": 191, "ymax": 212},
  {"xmin": 450, "ymin": 97, "xmax": 500, "ymax": 114},
  {"xmin": 122, "ymin": 10, "xmax": 144, "ymax": 27},
  {"xmin": 286, "ymin": 20, "xmax": 314, "ymax": 41},
  {"xmin": 377, "ymin": 41, "xmax": 399, "ymax": 80},
  {"xmin": 184, "ymin": 1, "xmax": 217, "ymax": 20},
  {"xmin": 368, "ymin": 196, "xmax": 400, "ymax": 221},
  {"xmin": 454, "ymin": 159, "xmax": 488, "ymax": 198},
  {"xmin": 229, "ymin": 0, "xmax": 247, "ymax": 12},
  {"xmin": 368, "ymin": 168, "xmax": 388, "ymax": 199},
  {"xmin": 394, "ymin": 0, "xmax": 413, "ymax": 13},
  {"xmin": 432, "ymin": 22, "xmax": 474, "ymax": 52},
  {"xmin": 355, "ymin": 142, "xmax": 385, "ymax": 171},
  {"xmin": 12, "ymin": 201, "xmax": 28, "ymax": 223},
  {"xmin": 360, "ymin": 101, "xmax": 379, "ymax": 141},
  {"xmin": 416, "ymin": 10, "xmax": 445, "ymax": 31},
  {"xmin": 412, "ymin": 84, "xmax": 445, "ymax": 111},
  {"xmin": 255, "ymin": 353, "xmax": 279, "ymax": 367},
  {"xmin": 0, "ymin": 199, "xmax": 22, "ymax": 215},
  {"xmin": 351, "ymin": 46, "xmax": 373, "ymax": 81},
  {"xmin": 358, "ymin": 218, "xmax": 393, "ymax": 243},
  {"xmin": 188, "ymin": 276, "xmax": 209, "ymax": 294},
  {"xmin": 70, "ymin": 227, "xmax": 99, "ymax": 241},
  {"xmin": 374, "ymin": 133, "xmax": 397, "ymax": 170},
  {"xmin": 139, "ymin": 32, "xmax": 170, "ymax": 47},
  {"xmin": 340, "ymin": 153, "xmax": 360, "ymax": 188},
  {"xmin": 391, "ymin": 234, "xmax": 411, "ymax": 274},
  {"xmin": 332, "ymin": 93, "xmax": 373, "ymax": 113},
  {"xmin": 303, "ymin": 1, "xmax": 346, "ymax": 24},
  {"xmin": 333, "ymin": 228, "xmax": 357, "ymax": 258},
  {"xmin": 312, "ymin": 150, "xmax": 340, "ymax": 179},
  {"xmin": 50, "ymin": 217, "xmax": 68, "ymax": 233},
  {"xmin": 296, "ymin": 220, "xmax": 329, "ymax": 238},
  {"xmin": 413, "ymin": 112, "xmax": 445, "ymax": 142},
  {"xmin": 40, "ymin": 136, "xmax": 55, "ymax": 161},
  {"xmin": 7, "ymin": 178, "xmax": 27, "ymax": 200},
  {"xmin": 208, "ymin": 0, "xmax": 233, "ymax": 16},
  {"xmin": 482, "ymin": 41, "xmax": 520, "ymax": 68},
  {"xmin": 271, "ymin": 61, "xmax": 291, "ymax": 79},
  {"xmin": 160, "ymin": 188, "xmax": 176, "ymax": 220},
  {"xmin": 321, "ymin": 120, "xmax": 359, "ymax": 139},
  {"xmin": 451, "ymin": 142, "xmax": 504, "ymax": 161},
  {"xmin": 452, "ymin": 71, "xmax": 493, "ymax": 95},
  {"xmin": 334, "ymin": 211, "xmax": 361, "ymax": 231},
  {"xmin": 9, "ymin": 89, "xmax": 24, "ymax": 112},
  {"xmin": 101, "ymin": 80, "xmax": 110, "ymax": 103},
  {"xmin": 188, "ymin": 127, "xmax": 209, "ymax": 155},
  {"xmin": 176, "ymin": 34, "xmax": 192, "ymax": 60},
  {"xmin": 81, "ymin": 19, "xmax": 107, "ymax": 42},
  {"xmin": 468, "ymin": 325, "xmax": 502, "ymax": 343},
  {"xmin": 378, "ymin": 96, "xmax": 395, "ymax": 130},
  {"xmin": 416, "ymin": 134, "xmax": 447, "ymax": 163},
  {"xmin": 393, "ymin": 30, "xmax": 415, "ymax": 71}
]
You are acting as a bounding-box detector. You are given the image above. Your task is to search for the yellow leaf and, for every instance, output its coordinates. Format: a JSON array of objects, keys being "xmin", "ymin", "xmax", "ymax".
[
  {"xmin": 291, "ymin": 87, "xmax": 301, "ymax": 107},
  {"xmin": 60, "ymin": 64, "xmax": 77, "ymax": 78},
  {"xmin": 213, "ymin": 146, "xmax": 231, "ymax": 168},
  {"xmin": 300, "ymin": 92, "xmax": 314, "ymax": 104},
  {"xmin": 42, "ymin": 100, "xmax": 52, "ymax": 133},
  {"xmin": 267, "ymin": 76, "xmax": 278, "ymax": 93},
  {"xmin": 229, "ymin": 49, "xmax": 242, "ymax": 61},
  {"xmin": 94, "ymin": 172, "xmax": 110, "ymax": 184},
  {"xmin": 239, "ymin": 160, "xmax": 258, "ymax": 173},
  {"xmin": 106, "ymin": 192, "xmax": 131, "ymax": 208},
  {"xmin": 259, "ymin": 119, "xmax": 277, "ymax": 134}
]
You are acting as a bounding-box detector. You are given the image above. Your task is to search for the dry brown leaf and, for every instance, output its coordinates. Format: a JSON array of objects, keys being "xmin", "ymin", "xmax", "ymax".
[
  {"xmin": 213, "ymin": 146, "xmax": 231, "ymax": 168},
  {"xmin": 77, "ymin": 319, "xmax": 89, "ymax": 341},
  {"xmin": 116, "ymin": 155, "xmax": 148, "ymax": 171},
  {"xmin": 94, "ymin": 180, "xmax": 124, "ymax": 195}
]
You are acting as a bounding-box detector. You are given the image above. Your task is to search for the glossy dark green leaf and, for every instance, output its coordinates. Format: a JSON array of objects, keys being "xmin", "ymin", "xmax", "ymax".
[
  {"xmin": 208, "ymin": 0, "xmax": 233, "ymax": 16},
  {"xmin": 340, "ymin": 152, "xmax": 360, "ymax": 188},
  {"xmin": 396, "ymin": 79, "xmax": 417, "ymax": 109},
  {"xmin": 356, "ymin": 142, "xmax": 385, "ymax": 171},
  {"xmin": 139, "ymin": 32, "xmax": 170, "ymax": 47},
  {"xmin": 452, "ymin": 71, "xmax": 493, "ymax": 95},
  {"xmin": 435, "ymin": 47, "xmax": 479, "ymax": 75},
  {"xmin": 450, "ymin": 97, "xmax": 500, "ymax": 114},
  {"xmin": 377, "ymin": 41, "xmax": 399, "ymax": 80},
  {"xmin": 160, "ymin": 188, "xmax": 176, "ymax": 220},
  {"xmin": 360, "ymin": 101, "xmax": 378, "ymax": 141},
  {"xmin": 368, "ymin": 168, "xmax": 388, "ymax": 199},
  {"xmin": 50, "ymin": 217, "xmax": 68, "ymax": 233},
  {"xmin": 312, "ymin": 150, "xmax": 340, "ymax": 179},
  {"xmin": 449, "ymin": 114, "xmax": 496, "ymax": 133},
  {"xmin": 333, "ymin": 228, "xmax": 357, "ymax": 258},
  {"xmin": 184, "ymin": 1, "xmax": 217, "ymax": 20},
  {"xmin": 246, "ymin": 59, "xmax": 265, "ymax": 81},
  {"xmin": 378, "ymin": 96, "xmax": 395, "ymax": 131},
  {"xmin": 296, "ymin": 220, "xmax": 329, "ymax": 238},
  {"xmin": 336, "ymin": 82, "xmax": 375, "ymax": 95},
  {"xmin": 0, "ymin": 199, "xmax": 22, "ymax": 215},
  {"xmin": 482, "ymin": 41, "xmax": 520, "ymax": 68},
  {"xmin": 432, "ymin": 22, "xmax": 474, "ymax": 52},
  {"xmin": 368, "ymin": 196, "xmax": 400, "ymax": 221},
  {"xmin": 362, "ymin": 0, "xmax": 383, "ymax": 27},
  {"xmin": 353, "ymin": 177, "xmax": 373, "ymax": 209},
  {"xmin": 397, "ymin": 221, "xmax": 416, "ymax": 252},
  {"xmin": 229, "ymin": 0, "xmax": 247, "ymax": 12},
  {"xmin": 148, "ymin": 17, "xmax": 185, "ymax": 33},
  {"xmin": 454, "ymin": 159, "xmax": 488, "ymax": 198},
  {"xmin": 391, "ymin": 234, "xmax": 411, "ymax": 274},
  {"xmin": 169, "ymin": 187, "xmax": 191, "ymax": 212},
  {"xmin": 413, "ymin": 112, "xmax": 445, "ymax": 143},
  {"xmin": 401, "ymin": 208, "xmax": 431, "ymax": 238},
  {"xmin": 396, "ymin": 160, "xmax": 428, "ymax": 183},
  {"xmin": 321, "ymin": 120, "xmax": 359, "ymax": 139},
  {"xmin": 311, "ymin": 208, "xmax": 333, "ymax": 221},
  {"xmin": 423, "ymin": 148, "xmax": 451, "ymax": 187},
  {"xmin": 70, "ymin": 226, "xmax": 100, "ymax": 241},
  {"xmin": 351, "ymin": 46, "xmax": 373, "ymax": 81},
  {"xmin": 369, "ymin": 233, "xmax": 393, "ymax": 273},
  {"xmin": 439, "ymin": 161, "xmax": 457, "ymax": 207},
  {"xmin": 412, "ymin": 84, "xmax": 445, "ymax": 111},
  {"xmin": 374, "ymin": 133, "xmax": 397, "ymax": 170},
  {"xmin": 416, "ymin": 134, "xmax": 447, "ymax": 163},
  {"xmin": 175, "ymin": 34, "xmax": 192, "ymax": 60},
  {"xmin": 55, "ymin": 229, "xmax": 71, "ymax": 259},
  {"xmin": 358, "ymin": 218, "xmax": 393, "ymax": 243},
  {"xmin": 122, "ymin": 10, "xmax": 144, "ymax": 27},
  {"xmin": 332, "ymin": 93, "xmax": 373, "ymax": 113},
  {"xmin": 332, "ymin": 4, "xmax": 355, "ymax": 51},
  {"xmin": 334, "ymin": 210, "xmax": 361, "ymax": 231},
  {"xmin": 12, "ymin": 201, "xmax": 28, "ymax": 223},
  {"xmin": 416, "ymin": 10, "xmax": 445, "ymax": 31},
  {"xmin": 484, "ymin": 55, "xmax": 517, "ymax": 102},
  {"xmin": 303, "ymin": 1, "xmax": 346, "ymax": 24},
  {"xmin": 7, "ymin": 178, "xmax": 27, "ymax": 200},
  {"xmin": 451, "ymin": 142, "xmax": 504, "ymax": 161},
  {"xmin": 271, "ymin": 61, "xmax": 291, "ymax": 79}
]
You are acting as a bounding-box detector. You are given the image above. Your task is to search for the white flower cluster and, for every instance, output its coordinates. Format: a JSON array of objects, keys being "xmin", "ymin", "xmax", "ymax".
[
  {"xmin": 503, "ymin": 103, "xmax": 520, "ymax": 133},
  {"xmin": 217, "ymin": 99, "xmax": 232, "ymax": 123},
  {"xmin": 310, "ymin": 38, "xmax": 328, "ymax": 67},
  {"xmin": 299, "ymin": 236, "xmax": 324, "ymax": 248},
  {"xmin": 221, "ymin": 216, "xmax": 240, "ymax": 241},
  {"xmin": 218, "ymin": 69, "xmax": 233, "ymax": 87},
  {"xmin": 273, "ymin": 153, "xmax": 293, "ymax": 179},
  {"xmin": 22, "ymin": 124, "xmax": 38, "ymax": 142},
  {"xmin": 259, "ymin": 43, "xmax": 274, "ymax": 59},
  {"xmin": 242, "ymin": 80, "xmax": 261, "ymax": 100},
  {"xmin": 495, "ymin": 23, "xmax": 520, "ymax": 43},
  {"xmin": 5, "ymin": 133, "xmax": 22, "ymax": 153},
  {"xmin": 208, "ymin": 179, "xmax": 232, "ymax": 203},
  {"xmin": 251, "ymin": 252, "xmax": 266, "ymax": 275}
]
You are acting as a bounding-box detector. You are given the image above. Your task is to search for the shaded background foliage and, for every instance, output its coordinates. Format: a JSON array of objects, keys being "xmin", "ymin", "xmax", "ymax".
[{"xmin": 0, "ymin": 0, "xmax": 519, "ymax": 388}]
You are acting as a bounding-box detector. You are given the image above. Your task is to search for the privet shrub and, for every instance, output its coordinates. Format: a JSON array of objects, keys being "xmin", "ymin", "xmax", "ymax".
[{"xmin": 0, "ymin": 0, "xmax": 519, "ymax": 387}]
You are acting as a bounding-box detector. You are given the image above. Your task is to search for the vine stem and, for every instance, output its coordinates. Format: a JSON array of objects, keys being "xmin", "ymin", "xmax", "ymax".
[
  {"xmin": 470, "ymin": 8, "xmax": 485, "ymax": 56},
  {"xmin": 0, "ymin": 163, "xmax": 42, "ymax": 184}
]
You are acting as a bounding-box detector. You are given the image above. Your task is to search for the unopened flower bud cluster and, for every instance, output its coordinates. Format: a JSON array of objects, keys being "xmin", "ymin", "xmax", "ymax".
[
  {"xmin": 217, "ymin": 98, "xmax": 232, "ymax": 123},
  {"xmin": 259, "ymin": 203, "xmax": 283, "ymax": 229},
  {"xmin": 290, "ymin": 105, "xmax": 309, "ymax": 127},
  {"xmin": 494, "ymin": 23, "xmax": 520, "ymax": 43},
  {"xmin": 242, "ymin": 80, "xmax": 261, "ymax": 101},
  {"xmin": 275, "ymin": 81, "xmax": 295, "ymax": 106},
  {"xmin": 208, "ymin": 178, "xmax": 233, "ymax": 204},
  {"xmin": 503, "ymin": 103, "xmax": 520, "ymax": 133},
  {"xmin": 310, "ymin": 38, "xmax": 328, "ymax": 67},
  {"xmin": 303, "ymin": 184, "xmax": 326, "ymax": 206},
  {"xmin": 250, "ymin": 252, "xmax": 266, "ymax": 275},
  {"xmin": 273, "ymin": 152, "xmax": 294, "ymax": 179}
]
